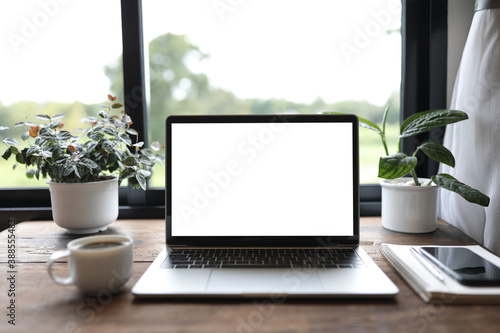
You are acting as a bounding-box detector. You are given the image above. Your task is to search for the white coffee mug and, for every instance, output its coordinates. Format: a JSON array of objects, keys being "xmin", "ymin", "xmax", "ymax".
[{"xmin": 47, "ymin": 235, "xmax": 133, "ymax": 295}]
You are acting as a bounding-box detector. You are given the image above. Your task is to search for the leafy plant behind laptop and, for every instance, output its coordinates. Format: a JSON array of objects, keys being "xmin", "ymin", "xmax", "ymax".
[
  {"xmin": 0, "ymin": 94, "xmax": 164, "ymax": 190},
  {"xmin": 325, "ymin": 108, "xmax": 490, "ymax": 207}
]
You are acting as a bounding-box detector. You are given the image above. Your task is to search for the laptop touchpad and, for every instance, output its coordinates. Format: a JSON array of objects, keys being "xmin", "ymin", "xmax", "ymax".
[{"xmin": 206, "ymin": 269, "xmax": 324, "ymax": 294}]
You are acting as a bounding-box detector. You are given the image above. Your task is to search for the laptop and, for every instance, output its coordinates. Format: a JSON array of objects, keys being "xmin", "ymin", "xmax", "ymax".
[{"xmin": 132, "ymin": 114, "xmax": 399, "ymax": 298}]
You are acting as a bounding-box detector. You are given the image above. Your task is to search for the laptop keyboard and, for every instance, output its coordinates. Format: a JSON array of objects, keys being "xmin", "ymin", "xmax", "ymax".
[{"xmin": 161, "ymin": 248, "xmax": 366, "ymax": 269}]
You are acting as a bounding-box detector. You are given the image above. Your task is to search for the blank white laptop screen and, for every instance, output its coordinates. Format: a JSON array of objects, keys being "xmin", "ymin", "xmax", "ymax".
[{"xmin": 171, "ymin": 121, "xmax": 354, "ymax": 237}]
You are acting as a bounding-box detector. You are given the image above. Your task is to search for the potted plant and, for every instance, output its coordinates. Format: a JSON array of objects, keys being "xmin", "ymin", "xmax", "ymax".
[
  {"xmin": 327, "ymin": 108, "xmax": 490, "ymax": 233},
  {"xmin": 0, "ymin": 95, "xmax": 164, "ymax": 234}
]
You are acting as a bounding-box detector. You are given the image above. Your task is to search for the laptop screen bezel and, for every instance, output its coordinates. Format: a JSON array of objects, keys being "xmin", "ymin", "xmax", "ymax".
[{"xmin": 165, "ymin": 114, "xmax": 360, "ymax": 247}]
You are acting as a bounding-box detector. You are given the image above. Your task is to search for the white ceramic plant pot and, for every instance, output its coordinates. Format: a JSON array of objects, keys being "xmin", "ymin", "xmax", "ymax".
[
  {"xmin": 47, "ymin": 178, "xmax": 119, "ymax": 234},
  {"xmin": 379, "ymin": 177, "xmax": 438, "ymax": 233}
]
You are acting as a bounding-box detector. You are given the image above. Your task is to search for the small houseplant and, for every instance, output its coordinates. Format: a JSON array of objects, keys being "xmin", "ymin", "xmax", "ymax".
[
  {"xmin": 1, "ymin": 94, "xmax": 164, "ymax": 233},
  {"xmin": 327, "ymin": 108, "xmax": 490, "ymax": 233}
]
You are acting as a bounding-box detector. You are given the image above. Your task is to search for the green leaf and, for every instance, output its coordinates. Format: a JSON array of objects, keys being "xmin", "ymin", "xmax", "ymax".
[
  {"xmin": 135, "ymin": 169, "xmax": 150, "ymax": 190},
  {"xmin": 87, "ymin": 131, "xmax": 103, "ymax": 141},
  {"xmin": 2, "ymin": 148, "xmax": 11, "ymax": 160},
  {"xmin": 51, "ymin": 114, "xmax": 65, "ymax": 120},
  {"xmin": 117, "ymin": 133, "xmax": 132, "ymax": 145},
  {"xmin": 124, "ymin": 156, "xmax": 137, "ymax": 167},
  {"xmin": 2, "ymin": 137, "xmax": 18, "ymax": 146},
  {"xmin": 74, "ymin": 164, "xmax": 81, "ymax": 178},
  {"xmin": 138, "ymin": 154, "xmax": 153, "ymax": 165},
  {"xmin": 26, "ymin": 168, "xmax": 36, "ymax": 179},
  {"xmin": 63, "ymin": 165, "xmax": 74, "ymax": 177},
  {"xmin": 51, "ymin": 147, "xmax": 63, "ymax": 160},
  {"xmin": 323, "ymin": 112, "xmax": 382, "ymax": 134},
  {"xmin": 21, "ymin": 131, "xmax": 30, "ymax": 141},
  {"xmin": 119, "ymin": 168, "xmax": 135, "ymax": 180},
  {"xmin": 56, "ymin": 157, "xmax": 68, "ymax": 165},
  {"xmin": 16, "ymin": 152, "xmax": 25, "ymax": 164},
  {"xmin": 139, "ymin": 169, "xmax": 151, "ymax": 178},
  {"xmin": 98, "ymin": 110, "xmax": 108, "ymax": 118},
  {"xmin": 48, "ymin": 120, "xmax": 62, "ymax": 129},
  {"xmin": 126, "ymin": 128, "xmax": 138, "ymax": 136},
  {"xmin": 400, "ymin": 110, "xmax": 468, "ymax": 138},
  {"xmin": 39, "ymin": 132, "xmax": 56, "ymax": 141},
  {"xmin": 100, "ymin": 139, "xmax": 114, "ymax": 153},
  {"xmin": 103, "ymin": 127, "xmax": 118, "ymax": 136},
  {"xmin": 417, "ymin": 142, "xmax": 455, "ymax": 167},
  {"xmin": 114, "ymin": 150, "xmax": 124, "ymax": 161},
  {"xmin": 112, "ymin": 103, "xmax": 124, "ymax": 109},
  {"xmin": 359, "ymin": 118, "xmax": 383, "ymax": 135},
  {"xmin": 35, "ymin": 114, "xmax": 51, "ymax": 121},
  {"xmin": 381, "ymin": 106, "xmax": 389, "ymax": 134},
  {"xmin": 63, "ymin": 164, "xmax": 81, "ymax": 178},
  {"xmin": 26, "ymin": 146, "xmax": 38, "ymax": 157},
  {"xmin": 79, "ymin": 158, "xmax": 98, "ymax": 170},
  {"xmin": 0, "ymin": 126, "xmax": 9, "ymax": 131},
  {"xmin": 57, "ymin": 131, "xmax": 73, "ymax": 140},
  {"xmin": 39, "ymin": 126, "xmax": 54, "ymax": 134},
  {"xmin": 94, "ymin": 126, "xmax": 106, "ymax": 135},
  {"xmin": 378, "ymin": 153, "xmax": 418, "ymax": 179},
  {"xmin": 40, "ymin": 150, "xmax": 53, "ymax": 159},
  {"xmin": 432, "ymin": 174, "xmax": 490, "ymax": 207}
]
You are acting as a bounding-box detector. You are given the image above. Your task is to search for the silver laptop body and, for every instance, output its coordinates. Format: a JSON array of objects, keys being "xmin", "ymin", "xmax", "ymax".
[{"xmin": 132, "ymin": 114, "xmax": 398, "ymax": 298}]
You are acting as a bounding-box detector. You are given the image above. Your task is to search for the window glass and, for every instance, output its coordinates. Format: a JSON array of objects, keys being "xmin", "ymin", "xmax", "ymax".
[
  {"xmin": 0, "ymin": 1, "xmax": 123, "ymax": 188},
  {"xmin": 143, "ymin": 0, "xmax": 401, "ymax": 186}
]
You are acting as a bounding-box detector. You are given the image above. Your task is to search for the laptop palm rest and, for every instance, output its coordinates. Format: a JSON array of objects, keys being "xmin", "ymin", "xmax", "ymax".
[{"xmin": 206, "ymin": 269, "xmax": 323, "ymax": 294}]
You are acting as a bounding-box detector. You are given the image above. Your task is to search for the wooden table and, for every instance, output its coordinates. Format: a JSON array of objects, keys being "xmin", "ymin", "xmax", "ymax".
[{"xmin": 1, "ymin": 218, "xmax": 499, "ymax": 333}]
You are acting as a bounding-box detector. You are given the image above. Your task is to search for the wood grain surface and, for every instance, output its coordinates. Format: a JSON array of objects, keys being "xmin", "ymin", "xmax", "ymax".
[{"xmin": 1, "ymin": 218, "xmax": 499, "ymax": 333}]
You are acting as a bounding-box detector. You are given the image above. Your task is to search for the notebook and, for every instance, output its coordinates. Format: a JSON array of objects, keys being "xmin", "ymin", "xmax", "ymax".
[
  {"xmin": 132, "ymin": 114, "xmax": 399, "ymax": 298},
  {"xmin": 380, "ymin": 244, "xmax": 500, "ymax": 303}
]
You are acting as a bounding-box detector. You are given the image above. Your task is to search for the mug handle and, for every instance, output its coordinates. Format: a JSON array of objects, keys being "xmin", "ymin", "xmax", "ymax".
[{"xmin": 46, "ymin": 249, "xmax": 73, "ymax": 285}]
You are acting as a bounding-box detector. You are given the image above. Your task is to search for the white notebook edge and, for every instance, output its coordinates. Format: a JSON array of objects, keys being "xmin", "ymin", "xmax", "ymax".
[{"xmin": 379, "ymin": 243, "xmax": 500, "ymax": 304}]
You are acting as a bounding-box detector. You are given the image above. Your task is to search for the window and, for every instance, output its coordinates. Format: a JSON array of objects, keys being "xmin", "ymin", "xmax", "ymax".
[
  {"xmin": 0, "ymin": 0, "xmax": 450, "ymax": 226},
  {"xmin": 141, "ymin": 0, "xmax": 402, "ymax": 185},
  {"xmin": 0, "ymin": 1, "xmax": 123, "ymax": 188}
]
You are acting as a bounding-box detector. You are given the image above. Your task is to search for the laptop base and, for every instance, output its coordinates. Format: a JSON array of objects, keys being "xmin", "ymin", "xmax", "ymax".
[{"xmin": 132, "ymin": 247, "xmax": 399, "ymax": 298}]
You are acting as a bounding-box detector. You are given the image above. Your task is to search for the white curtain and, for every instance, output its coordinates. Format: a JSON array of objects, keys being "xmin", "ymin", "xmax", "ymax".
[{"xmin": 439, "ymin": 2, "xmax": 500, "ymax": 255}]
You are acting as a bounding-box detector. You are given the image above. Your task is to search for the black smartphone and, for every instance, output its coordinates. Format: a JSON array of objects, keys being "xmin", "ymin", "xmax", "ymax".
[{"xmin": 419, "ymin": 247, "xmax": 500, "ymax": 286}]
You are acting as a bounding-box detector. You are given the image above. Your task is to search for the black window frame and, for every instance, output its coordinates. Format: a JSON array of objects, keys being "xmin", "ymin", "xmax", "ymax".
[{"xmin": 0, "ymin": 0, "xmax": 448, "ymax": 229}]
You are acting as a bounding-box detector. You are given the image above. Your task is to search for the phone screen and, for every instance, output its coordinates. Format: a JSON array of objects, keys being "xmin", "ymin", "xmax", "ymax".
[{"xmin": 419, "ymin": 247, "xmax": 500, "ymax": 286}]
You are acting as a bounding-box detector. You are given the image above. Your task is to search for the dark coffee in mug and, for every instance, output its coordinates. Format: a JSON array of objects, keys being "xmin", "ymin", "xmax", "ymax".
[
  {"xmin": 48, "ymin": 234, "xmax": 133, "ymax": 295},
  {"xmin": 78, "ymin": 241, "xmax": 127, "ymax": 250}
]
